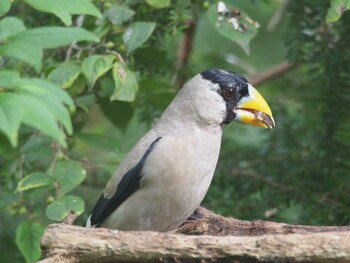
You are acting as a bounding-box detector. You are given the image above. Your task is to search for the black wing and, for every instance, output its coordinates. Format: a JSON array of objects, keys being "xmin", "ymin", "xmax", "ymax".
[{"xmin": 85, "ymin": 137, "xmax": 162, "ymax": 227}]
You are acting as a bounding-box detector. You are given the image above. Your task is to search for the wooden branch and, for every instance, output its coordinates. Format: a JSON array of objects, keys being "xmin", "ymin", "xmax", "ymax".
[
  {"xmin": 40, "ymin": 225, "xmax": 350, "ymax": 263},
  {"xmin": 176, "ymin": 207, "xmax": 350, "ymax": 236},
  {"xmin": 40, "ymin": 207, "xmax": 350, "ymax": 263}
]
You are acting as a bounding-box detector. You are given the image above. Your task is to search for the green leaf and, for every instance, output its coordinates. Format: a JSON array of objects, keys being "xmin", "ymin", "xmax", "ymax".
[
  {"xmin": 105, "ymin": 5, "xmax": 135, "ymax": 25},
  {"xmin": 10, "ymin": 27, "xmax": 99, "ymax": 49},
  {"xmin": 0, "ymin": 93, "xmax": 23, "ymax": 147},
  {"xmin": 65, "ymin": 74, "xmax": 86, "ymax": 96},
  {"xmin": 111, "ymin": 63, "xmax": 138, "ymax": 102},
  {"xmin": 0, "ymin": 17, "xmax": 25, "ymax": 41},
  {"xmin": 48, "ymin": 63, "xmax": 82, "ymax": 89},
  {"xmin": 22, "ymin": 0, "xmax": 102, "ymax": 26},
  {"xmin": 146, "ymin": 0, "xmax": 171, "ymax": 9},
  {"xmin": 51, "ymin": 160, "xmax": 86, "ymax": 195},
  {"xmin": 17, "ymin": 172, "xmax": 55, "ymax": 192},
  {"xmin": 47, "ymin": 97, "xmax": 73, "ymax": 135},
  {"xmin": 99, "ymin": 98, "xmax": 134, "ymax": 130},
  {"xmin": 45, "ymin": 195, "xmax": 84, "ymax": 221},
  {"xmin": 0, "ymin": 0, "xmax": 11, "ymax": 16},
  {"xmin": 123, "ymin": 22, "xmax": 156, "ymax": 53},
  {"xmin": 16, "ymin": 78, "xmax": 75, "ymax": 108},
  {"xmin": 326, "ymin": 0, "xmax": 350, "ymax": 24},
  {"xmin": 0, "ymin": 41, "xmax": 42, "ymax": 72},
  {"xmin": 82, "ymin": 55, "xmax": 114, "ymax": 89},
  {"xmin": 15, "ymin": 221, "xmax": 45, "ymax": 263},
  {"xmin": 15, "ymin": 78, "xmax": 74, "ymax": 135},
  {"xmin": 18, "ymin": 94, "xmax": 66, "ymax": 146},
  {"xmin": 207, "ymin": 3, "xmax": 259, "ymax": 55},
  {"xmin": 0, "ymin": 70, "xmax": 20, "ymax": 88}
]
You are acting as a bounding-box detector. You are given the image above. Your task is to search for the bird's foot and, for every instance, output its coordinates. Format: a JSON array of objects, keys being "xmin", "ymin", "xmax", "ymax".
[{"xmin": 187, "ymin": 208, "xmax": 204, "ymax": 221}]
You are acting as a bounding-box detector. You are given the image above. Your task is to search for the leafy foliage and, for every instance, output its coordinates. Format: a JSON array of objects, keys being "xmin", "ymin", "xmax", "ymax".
[
  {"xmin": 1, "ymin": 0, "xmax": 350, "ymax": 262},
  {"xmin": 207, "ymin": 2, "xmax": 259, "ymax": 54},
  {"xmin": 21, "ymin": 0, "xmax": 102, "ymax": 26},
  {"xmin": 123, "ymin": 22, "xmax": 156, "ymax": 53},
  {"xmin": 16, "ymin": 172, "xmax": 55, "ymax": 192},
  {"xmin": 326, "ymin": 0, "xmax": 350, "ymax": 24},
  {"xmin": 15, "ymin": 222, "xmax": 45, "ymax": 263},
  {"xmin": 82, "ymin": 55, "xmax": 114, "ymax": 89},
  {"xmin": 204, "ymin": 0, "xmax": 350, "ymax": 227},
  {"xmin": 45, "ymin": 195, "xmax": 85, "ymax": 221}
]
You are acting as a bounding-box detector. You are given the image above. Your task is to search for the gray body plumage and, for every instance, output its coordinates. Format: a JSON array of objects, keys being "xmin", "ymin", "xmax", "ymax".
[
  {"xmin": 96, "ymin": 75, "xmax": 224, "ymax": 230},
  {"xmin": 85, "ymin": 69, "xmax": 275, "ymax": 231}
]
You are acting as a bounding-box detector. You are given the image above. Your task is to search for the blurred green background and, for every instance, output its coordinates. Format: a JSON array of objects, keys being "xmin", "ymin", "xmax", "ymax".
[{"xmin": 1, "ymin": 0, "xmax": 350, "ymax": 262}]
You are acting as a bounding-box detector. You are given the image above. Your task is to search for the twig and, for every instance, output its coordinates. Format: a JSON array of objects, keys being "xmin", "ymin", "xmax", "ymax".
[
  {"xmin": 173, "ymin": 19, "xmax": 197, "ymax": 88},
  {"xmin": 62, "ymin": 211, "xmax": 78, "ymax": 225},
  {"xmin": 249, "ymin": 62, "xmax": 296, "ymax": 86},
  {"xmin": 233, "ymin": 168, "xmax": 295, "ymax": 192},
  {"xmin": 267, "ymin": 0, "xmax": 289, "ymax": 31},
  {"xmin": 233, "ymin": 168, "xmax": 341, "ymax": 206},
  {"xmin": 65, "ymin": 15, "xmax": 85, "ymax": 63},
  {"xmin": 106, "ymin": 50, "xmax": 125, "ymax": 64}
]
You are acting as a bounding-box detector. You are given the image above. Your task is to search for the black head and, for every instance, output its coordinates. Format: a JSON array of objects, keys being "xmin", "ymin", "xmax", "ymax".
[{"xmin": 201, "ymin": 69, "xmax": 249, "ymax": 124}]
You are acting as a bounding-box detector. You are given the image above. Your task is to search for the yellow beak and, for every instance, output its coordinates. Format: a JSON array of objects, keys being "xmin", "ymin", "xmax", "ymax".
[{"xmin": 234, "ymin": 84, "xmax": 275, "ymax": 129}]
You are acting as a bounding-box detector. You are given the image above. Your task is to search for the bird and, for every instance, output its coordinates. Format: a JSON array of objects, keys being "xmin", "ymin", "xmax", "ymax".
[{"xmin": 84, "ymin": 68, "xmax": 275, "ymax": 231}]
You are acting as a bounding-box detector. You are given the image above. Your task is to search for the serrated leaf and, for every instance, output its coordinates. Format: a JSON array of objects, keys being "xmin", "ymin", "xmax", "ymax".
[
  {"xmin": 326, "ymin": 0, "xmax": 350, "ymax": 24},
  {"xmin": 66, "ymin": 74, "xmax": 86, "ymax": 96},
  {"xmin": 18, "ymin": 94, "xmax": 66, "ymax": 146},
  {"xmin": 45, "ymin": 195, "xmax": 84, "ymax": 221},
  {"xmin": 44, "ymin": 97, "xmax": 73, "ymax": 135},
  {"xmin": 207, "ymin": 3, "xmax": 259, "ymax": 55},
  {"xmin": 22, "ymin": 0, "xmax": 102, "ymax": 26},
  {"xmin": 0, "ymin": 41, "xmax": 42, "ymax": 72},
  {"xmin": 105, "ymin": 5, "xmax": 135, "ymax": 25},
  {"xmin": 0, "ymin": 17, "xmax": 25, "ymax": 41},
  {"xmin": 123, "ymin": 22, "xmax": 156, "ymax": 53},
  {"xmin": 0, "ymin": 93, "xmax": 23, "ymax": 147},
  {"xmin": 0, "ymin": 0, "xmax": 11, "ymax": 16},
  {"xmin": 15, "ymin": 221, "xmax": 45, "ymax": 263},
  {"xmin": 17, "ymin": 172, "xmax": 55, "ymax": 192},
  {"xmin": 10, "ymin": 27, "xmax": 99, "ymax": 49},
  {"xmin": 51, "ymin": 160, "xmax": 86, "ymax": 195},
  {"xmin": 16, "ymin": 78, "xmax": 75, "ymax": 108},
  {"xmin": 14, "ymin": 78, "xmax": 74, "ymax": 135},
  {"xmin": 82, "ymin": 55, "xmax": 114, "ymax": 89},
  {"xmin": 48, "ymin": 63, "xmax": 82, "ymax": 89},
  {"xmin": 146, "ymin": 0, "xmax": 170, "ymax": 9},
  {"xmin": 111, "ymin": 63, "xmax": 138, "ymax": 102},
  {"xmin": 0, "ymin": 70, "xmax": 20, "ymax": 88}
]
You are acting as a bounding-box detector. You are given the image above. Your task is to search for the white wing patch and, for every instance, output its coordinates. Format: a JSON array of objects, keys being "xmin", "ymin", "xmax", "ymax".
[{"xmin": 85, "ymin": 214, "xmax": 98, "ymax": 228}]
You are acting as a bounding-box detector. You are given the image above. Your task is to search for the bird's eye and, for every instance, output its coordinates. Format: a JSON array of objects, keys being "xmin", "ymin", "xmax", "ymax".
[{"xmin": 223, "ymin": 88, "xmax": 236, "ymax": 99}]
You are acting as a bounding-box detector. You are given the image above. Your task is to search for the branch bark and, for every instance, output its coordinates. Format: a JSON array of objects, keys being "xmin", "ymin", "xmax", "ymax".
[
  {"xmin": 174, "ymin": 19, "xmax": 197, "ymax": 88},
  {"xmin": 40, "ymin": 207, "xmax": 350, "ymax": 263},
  {"xmin": 249, "ymin": 62, "xmax": 295, "ymax": 86}
]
